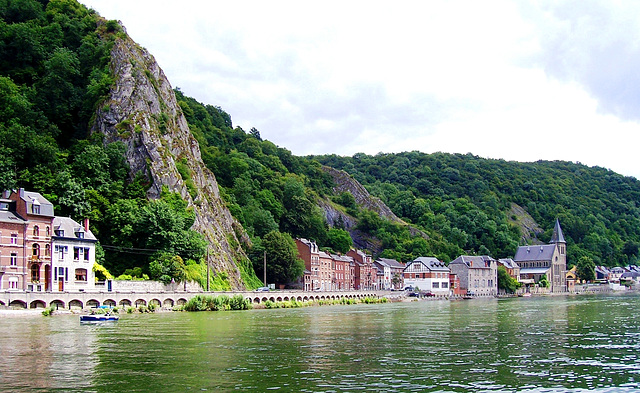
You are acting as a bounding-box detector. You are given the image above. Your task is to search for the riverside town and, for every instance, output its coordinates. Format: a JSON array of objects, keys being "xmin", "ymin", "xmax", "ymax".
[{"xmin": 1, "ymin": 188, "xmax": 638, "ymax": 312}]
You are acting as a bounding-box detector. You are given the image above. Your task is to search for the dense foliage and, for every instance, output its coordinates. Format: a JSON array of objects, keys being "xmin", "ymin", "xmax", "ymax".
[
  {"xmin": 0, "ymin": 0, "xmax": 210, "ymax": 284},
  {"xmin": 314, "ymin": 152, "xmax": 640, "ymax": 267}
]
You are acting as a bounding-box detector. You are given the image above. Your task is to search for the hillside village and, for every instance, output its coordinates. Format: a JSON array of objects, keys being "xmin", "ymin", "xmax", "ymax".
[{"xmin": 3, "ymin": 188, "xmax": 638, "ymax": 309}]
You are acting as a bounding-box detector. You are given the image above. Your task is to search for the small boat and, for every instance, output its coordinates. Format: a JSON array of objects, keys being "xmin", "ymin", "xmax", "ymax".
[
  {"xmin": 518, "ymin": 292, "xmax": 532, "ymax": 297},
  {"xmin": 80, "ymin": 314, "xmax": 119, "ymax": 322}
]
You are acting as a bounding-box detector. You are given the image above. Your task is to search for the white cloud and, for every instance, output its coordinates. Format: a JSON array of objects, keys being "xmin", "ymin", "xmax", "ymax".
[{"xmin": 82, "ymin": 0, "xmax": 640, "ymax": 179}]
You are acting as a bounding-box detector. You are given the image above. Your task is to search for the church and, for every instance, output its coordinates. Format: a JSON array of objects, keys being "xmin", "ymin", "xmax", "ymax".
[{"xmin": 513, "ymin": 219, "xmax": 567, "ymax": 292}]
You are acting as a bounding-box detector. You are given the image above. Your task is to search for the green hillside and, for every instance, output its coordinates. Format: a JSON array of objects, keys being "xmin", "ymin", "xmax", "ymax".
[
  {"xmin": 2, "ymin": 0, "xmax": 638, "ymax": 286},
  {"xmin": 313, "ymin": 152, "xmax": 640, "ymax": 267}
]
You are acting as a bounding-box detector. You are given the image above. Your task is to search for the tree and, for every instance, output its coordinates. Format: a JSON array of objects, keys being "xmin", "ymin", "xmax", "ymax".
[
  {"xmin": 538, "ymin": 274, "xmax": 550, "ymax": 288},
  {"xmin": 497, "ymin": 265, "xmax": 520, "ymax": 293},
  {"xmin": 327, "ymin": 228, "xmax": 353, "ymax": 254},
  {"xmin": 262, "ymin": 230, "xmax": 304, "ymax": 286},
  {"xmin": 576, "ymin": 256, "xmax": 596, "ymax": 283}
]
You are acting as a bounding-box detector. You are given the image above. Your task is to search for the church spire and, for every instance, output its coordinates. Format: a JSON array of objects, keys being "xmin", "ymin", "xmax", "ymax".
[{"xmin": 550, "ymin": 218, "xmax": 566, "ymax": 244}]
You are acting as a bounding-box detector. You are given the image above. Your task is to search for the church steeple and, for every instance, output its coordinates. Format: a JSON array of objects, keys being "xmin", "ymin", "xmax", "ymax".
[{"xmin": 550, "ymin": 218, "xmax": 565, "ymax": 244}]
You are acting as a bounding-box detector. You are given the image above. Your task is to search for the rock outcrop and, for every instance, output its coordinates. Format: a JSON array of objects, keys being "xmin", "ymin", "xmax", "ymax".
[
  {"xmin": 320, "ymin": 166, "xmax": 428, "ymax": 253},
  {"xmin": 91, "ymin": 25, "xmax": 250, "ymax": 289}
]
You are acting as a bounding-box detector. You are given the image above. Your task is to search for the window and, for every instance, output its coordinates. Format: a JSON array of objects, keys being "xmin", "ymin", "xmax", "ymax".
[
  {"xmin": 56, "ymin": 245, "xmax": 67, "ymax": 259},
  {"xmin": 32, "ymin": 204, "xmax": 40, "ymax": 214},
  {"xmin": 46, "ymin": 226, "xmax": 50, "ymax": 237},
  {"xmin": 8, "ymin": 277, "xmax": 18, "ymax": 289},
  {"xmin": 10, "ymin": 253, "xmax": 17, "ymax": 266},
  {"xmin": 33, "ymin": 225, "xmax": 39, "ymax": 237},
  {"xmin": 433, "ymin": 282, "xmax": 440, "ymax": 288},
  {"xmin": 10, "ymin": 234, "xmax": 17, "ymax": 245},
  {"xmin": 45, "ymin": 244, "xmax": 50, "ymax": 257},
  {"xmin": 31, "ymin": 264, "xmax": 40, "ymax": 282},
  {"xmin": 73, "ymin": 247, "xmax": 86, "ymax": 261},
  {"xmin": 442, "ymin": 282, "xmax": 449, "ymax": 288},
  {"xmin": 75, "ymin": 268, "xmax": 87, "ymax": 282},
  {"xmin": 84, "ymin": 248, "xmax": 90, "ymax": 261},
  {"xmin": 32, "ymin": 244, "xmax": 40, "ymax": 257}
]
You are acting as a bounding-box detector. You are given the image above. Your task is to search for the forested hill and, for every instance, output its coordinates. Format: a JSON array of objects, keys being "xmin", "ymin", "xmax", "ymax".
[
  {"xmin": 311, "ymin": 152, "xmax": 640, "ymax": 267},
  {"xmin": 1, "ymin": 0, "xmax": 638, "ymax": 290}
]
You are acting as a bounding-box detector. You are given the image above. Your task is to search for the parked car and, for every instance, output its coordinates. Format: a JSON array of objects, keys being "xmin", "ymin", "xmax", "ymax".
[
  {"xmin": 255, "ymin": 286, "xmax": 270, "ymax": 292},
  {"xmin": 404, "ymin": 286, "xmax": 414, "ymax": 291}
]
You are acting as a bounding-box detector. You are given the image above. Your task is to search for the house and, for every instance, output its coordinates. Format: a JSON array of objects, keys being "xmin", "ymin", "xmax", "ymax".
[
  {"xmin": 295, "ymin": 238, "xmax": 320, "ymax": 291},
  {"xmin": 595, "ymin": 266, "xmax": 610, "ymax": 282},
  {"xmin": 6, "ymin": 189, "xmax": 55, "ymax": 291},
  {"xmin": 376, "ymin": 257, "xmax": 405, "ymax": 290},
  {"xmin": 52, "ymin": 217, "xmax": 97, "ymax": 291},
  {"xmin": 403, "ymin": 257, "xmax": 451, "ymax": 296},
  {"xmin": 498, "ymin": 258, "xmax": 520, "ymax": 282},
  {"xmin": 318, "ymin": 251, "xmax": 333, "ymax": 291},
  {"xmin": 332, "ymin": 254, "xmax": 355, "ymax": 290},
  {"xmin": 566, "ymin": 266, "xmax": 578, "ymax": 292},
  {"xmin": 449, "ymin": 255, "xmax": 498, "ymax": 296},
  {"xmin": 373, "ymin": 259, "xmax": 392, "ymax": 290},
  {"xmin": 0, "ymin": 197, "xmax": 28, "ymax": 291},
  {"xmin": 347, "ymin": 249, "xmax": 375, "ymax": 290},
  {"xmin": 513, "ymin": 219, "xmax": 567, "ymax": 293}
]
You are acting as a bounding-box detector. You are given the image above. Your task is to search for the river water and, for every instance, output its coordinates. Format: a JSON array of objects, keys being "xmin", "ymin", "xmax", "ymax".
[{"xmin": 0, "ymin": 293, "xmax": 639, "ymax": 392}]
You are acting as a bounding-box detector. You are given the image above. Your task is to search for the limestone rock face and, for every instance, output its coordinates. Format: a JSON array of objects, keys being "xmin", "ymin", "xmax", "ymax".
[
  {"xmin": 91, "ymin": 32, "xmax": 249, "ymax": 289},
  {"xmin": 320, "ymin": 166, "xmax": 428, "ymax": 253}
]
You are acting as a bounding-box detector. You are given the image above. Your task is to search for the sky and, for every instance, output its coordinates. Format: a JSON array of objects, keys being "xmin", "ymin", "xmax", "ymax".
[{"xmin": 81, "ymin": 0, "xmax": 640, "ymax": 179}]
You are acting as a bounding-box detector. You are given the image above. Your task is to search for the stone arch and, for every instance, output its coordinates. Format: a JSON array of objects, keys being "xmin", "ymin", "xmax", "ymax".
[
  {"xmin": 103, "ymin": 299, "xmax": 116, "ymax": 307},
  {"xmin": 0, "ymin": 300, "xmax": 5, "ymax": 306},
  {"xmin": 176, "ymin": 298, "xmax": 187, "ymax": 306},
  {"xmin": 30, "ymin": 300, "xmax": 46, "ymax": 309},
  {"xmin": 149, "ymin": 299, "xmax": 161, "ymax": 306},
  {"xmin": 303, "ymin": 296, "xmax": 309, "ymax": 302},
  {"xmin": 269, "ymin": 296, "xmax": 276, "ymax": 302},
  {"xmin": 69, "ymin": 299, "xmax": 83, "ymax": 309},
  {"xmin": 163, "ymin": 298, "xmax": 174, "ymax": 308},
  {"xmin": 86, "ymin": 299, "xmax": 100, "ymax": 308},
  {"xmin": 283, "ymin": 296, "xmax": 289, "ymax": 302},
  {"xmin": 9, "ymin": 300, "xmax": 27, "ymax": 309},
  {"xmin": 276, "ymin": 296, "xmax": 283, "ymax": 302},
  {"xmin": 253, "ymin": 297, "xmax": 260, "ymax": 304},
  {"xmin": 296, "ymin": 296, "xmax": 302, "ymax": 301},
  {"xmin": 119, "ymin": 299, "xmax": 132, "ymax": 307},
  {"xmin": 135, "ymin": 299, "xmax": 146, "ymax": 307},
  {"xmin": 261, "ymin": 297, "xmax": 268, "ymax": 303},
  {"xmin": 50, "ymin": 300, "xmax": 65, "ymax": 309}
]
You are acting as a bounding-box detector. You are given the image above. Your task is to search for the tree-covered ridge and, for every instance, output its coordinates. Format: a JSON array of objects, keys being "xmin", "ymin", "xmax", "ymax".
[
  {"xmin": 0, "ymin": 0, "xmax": 218, "ymax": 287},
  {"xmin": 314, "ymin": 152, "xmax": 640, "ymax": 267}
]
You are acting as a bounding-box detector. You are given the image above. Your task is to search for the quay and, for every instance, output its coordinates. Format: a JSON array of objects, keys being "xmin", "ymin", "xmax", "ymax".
[{"xmin": 0, "ymin": 289, "xmax": 384, "ymax": 310}]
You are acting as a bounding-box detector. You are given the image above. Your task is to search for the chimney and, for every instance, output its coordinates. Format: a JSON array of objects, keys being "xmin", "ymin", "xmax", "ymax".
[
  {"xmin": 19, "ymin": 188, "xmax": 24, "ymax": 198},
  {"xmin": 84, "ymin": 217, "xmax": 90, "ymax": 232}
]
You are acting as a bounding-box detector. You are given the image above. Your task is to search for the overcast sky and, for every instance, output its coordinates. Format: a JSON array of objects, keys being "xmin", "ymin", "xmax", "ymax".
[{"xmin": 82, "ymin": 0, "xmax": 640, "ymax": 179}]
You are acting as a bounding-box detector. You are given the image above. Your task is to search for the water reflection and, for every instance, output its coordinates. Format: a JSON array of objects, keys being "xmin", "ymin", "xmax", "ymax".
[{"xmin": 0, "ymin": 294, "xmax": 639, "ymax": 392}]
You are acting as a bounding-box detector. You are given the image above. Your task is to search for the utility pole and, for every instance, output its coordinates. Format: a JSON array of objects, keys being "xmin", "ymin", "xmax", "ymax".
[
  {"xmin": 263, "ymin": 250, "xmax": 267, "ymax": 287},
  {"xmin": 206, "ymin": 248, "xmax": 210, "ymax": 292}
]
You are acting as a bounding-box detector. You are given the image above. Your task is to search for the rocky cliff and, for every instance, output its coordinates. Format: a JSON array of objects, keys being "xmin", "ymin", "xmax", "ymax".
[
  {"xmin": 320, "ymin": 166, "xmax": 428, "ymax": 253},
  {"xmin": 90, "ymin": 24, "xmax": 252, "ymax": 289}
]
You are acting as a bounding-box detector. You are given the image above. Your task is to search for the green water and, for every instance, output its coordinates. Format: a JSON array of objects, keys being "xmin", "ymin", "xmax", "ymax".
[{"xmin": 0, "ymin": 294, "xmax": 639, "ymax": 392}]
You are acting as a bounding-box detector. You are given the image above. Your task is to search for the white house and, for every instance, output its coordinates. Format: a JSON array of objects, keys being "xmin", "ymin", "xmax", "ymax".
[
  {"xmin": 52, "ymin": 217, "xmax": 97, "ymax": 292},
  {"xmin": 403, "ymin": 257, "xmax": 451, "ymax": 296}
]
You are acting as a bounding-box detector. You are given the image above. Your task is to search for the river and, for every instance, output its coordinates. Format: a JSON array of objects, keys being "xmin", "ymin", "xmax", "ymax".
[{"xmin": 0, "ymin": 293, "xmax": 639, "ymax": 392}]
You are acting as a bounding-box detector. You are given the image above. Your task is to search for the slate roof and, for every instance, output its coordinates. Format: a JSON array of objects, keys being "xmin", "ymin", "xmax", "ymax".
[
  {"xmin": 514, "ymin": 244, "xmax": 556, "ymax": 262},
  {"xmin": 520, "ymin": 267, "xmax": 550, "ymax": 274},
  {"xmin": 550, "ymin": 219, "xmax": 566, "ymax": 244},
  {"xmin": 498, "ymin": 258, "xmax": 519, "ymax": 270},
  {"xmin": 449, "ymin": 255, "xmax": 495, "ymax": 269},
  {"xmin": 409, "ymin": 256, "xmax": 449, "ymax": 272},
  {"xmin": 0, "ymin": 199, "xmax": 27, "ymax": 225},
  {"xmin": 20, "ymin": 190, "xmax": 54, "ymax": 217},
  {"xmin": 52, "ymin": 217, "xmax": 97, "ymax": 242}
]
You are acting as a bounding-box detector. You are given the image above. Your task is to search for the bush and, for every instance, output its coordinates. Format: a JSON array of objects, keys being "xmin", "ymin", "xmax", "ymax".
[{"xmin": 42, "ymin": 306, "xmax": 55, "ymax": 316}]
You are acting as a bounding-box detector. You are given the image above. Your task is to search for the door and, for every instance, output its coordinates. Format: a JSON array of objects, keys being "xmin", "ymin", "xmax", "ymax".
[
  {"xmin": 58, "ymin": 279, "xmax": 64, "ymax": 292},
  {"xmin": 44, "ymin": 264, "xmax": 51, "ymax": 291}
]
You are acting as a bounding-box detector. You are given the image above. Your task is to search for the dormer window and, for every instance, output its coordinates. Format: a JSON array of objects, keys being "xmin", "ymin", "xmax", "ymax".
[
  {"xmin": 55, "ymin": 229, "xmax": 64, "ymax": 237},
  {"xmin": 32, "ymin": 204, "xmax": 40, "ymax": 214},
  {"xmin": 76, "ymin": 232, "xmax": 84, "ymax": 239}
]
